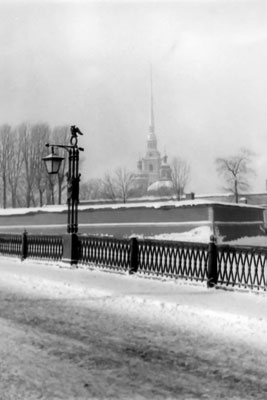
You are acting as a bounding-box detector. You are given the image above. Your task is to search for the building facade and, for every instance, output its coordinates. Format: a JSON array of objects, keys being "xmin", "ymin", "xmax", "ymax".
[{"xmin": 133, "ymin": 70, "xmax": 172, "ymax": 194}]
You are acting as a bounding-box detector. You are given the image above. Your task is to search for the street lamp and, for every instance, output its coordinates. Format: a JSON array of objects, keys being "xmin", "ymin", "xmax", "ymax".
[
  {"xmin": 42, "ymin": 147, "xmax": 64, "ymax": 175},
  {"xmin": 42, "ymin": 125, "xmax": 84, "ymax": 265}
]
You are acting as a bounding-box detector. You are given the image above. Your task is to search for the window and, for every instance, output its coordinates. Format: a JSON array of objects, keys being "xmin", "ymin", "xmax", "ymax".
[{"xmin": 149, "ymin": 164, "xmax": 153, "ymax": 172}]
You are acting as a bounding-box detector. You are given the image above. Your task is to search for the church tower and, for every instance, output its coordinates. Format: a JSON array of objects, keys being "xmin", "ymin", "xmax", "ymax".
[
  {"xmin": 141, "ymin": 67, "xmax": 161, "ymax": 184},
  {"xmin": 133, "ymin": 67, "xmax": 172, "ymax": 195}
]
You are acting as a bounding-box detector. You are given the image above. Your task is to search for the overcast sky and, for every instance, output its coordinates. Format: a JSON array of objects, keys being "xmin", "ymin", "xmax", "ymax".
[{"xmin": 1, "ymin": 0, "xmax": 267, "ymax": 194}]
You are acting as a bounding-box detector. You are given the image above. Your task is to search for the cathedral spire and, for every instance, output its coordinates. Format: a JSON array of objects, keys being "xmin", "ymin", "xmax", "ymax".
[{"xmin": 149, "ymin": 65, "xmax": 155, "ymax": 134}]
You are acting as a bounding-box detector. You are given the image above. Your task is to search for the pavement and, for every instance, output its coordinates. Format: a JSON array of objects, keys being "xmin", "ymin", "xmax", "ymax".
[{"xmin": 0, "ymin": 257, "xmax": 267, "ymax": 323}]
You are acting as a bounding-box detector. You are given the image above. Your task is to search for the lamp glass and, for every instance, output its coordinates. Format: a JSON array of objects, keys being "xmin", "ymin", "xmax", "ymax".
[{"xmin": 42, "ymin": 153, "xmax": 64, "ymax": 175}]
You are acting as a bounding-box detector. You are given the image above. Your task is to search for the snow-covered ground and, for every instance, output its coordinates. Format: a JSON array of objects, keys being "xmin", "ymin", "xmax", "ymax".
[
  {"xmin": 0, "ymin": 198, "xmax": 263, "ymax": 216},
  {"xmin": 140, "ymin": 226, "xmax": 216, "ymax": 243},
  {"xmin": 0, "ymin": 258, "xmax": 267, "ymax": 399},
  {"xmin": 225, "ymin": 235, "xmax": 267, "ymax": 246},
  {"xmin": 137, "ymin": 226, "xmax": 213, "ymax": 243},
  {"xmin": 133, "ymin": 226, "xmax": 267, "ymax": 246}
]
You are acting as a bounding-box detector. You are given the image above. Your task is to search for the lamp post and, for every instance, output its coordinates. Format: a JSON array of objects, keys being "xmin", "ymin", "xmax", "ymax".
[{"xmin": 42, "ymin": 125, "xmax": 84, "ymax": 265}]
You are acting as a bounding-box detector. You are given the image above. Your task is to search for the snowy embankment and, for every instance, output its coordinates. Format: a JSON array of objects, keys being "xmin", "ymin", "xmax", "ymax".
[
  {"xmin": 135, "ymin": 226, "xmax": 212, "ymax": 243},
  {"xmin": 0, "ymin": 198, "xmax": 262, "ymax": 216},
  {"xmin": 0, "ymin": 200, "xmax": 265, "ymax": 244},
  {"xmin": 134, "ymin": 225, "xmax": 267, "ymax": 246},
  {"xmin": 225, "ymin": 235, "xmax": 267, "ymax": 246},
  {"xmin": 0, "ymin": 259, "xmax": 267, "ymax": 398},
  {"xmin": 2, "ymin": 259, "xmax": 267, "ymax": 348}
]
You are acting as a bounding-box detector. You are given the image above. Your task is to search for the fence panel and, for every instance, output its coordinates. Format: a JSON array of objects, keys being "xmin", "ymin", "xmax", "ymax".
[
  {"xmin": 79, "ymin": 236, "xmax": 131, "ymax": 271},
  {"xmin": 138, "ymin": 239, "xmax": 209, "ymax": 281},
  {"xmin": 217, "ymin": 244, "xmax": 267, "ymax": 290},
  {"xmin": 0, "ymin": 234, "xmax": 22, "ymax": 258},
  {"xmin": 27, "ymin": 235, "xmax": 63, "ymax": 261},
  {"xmin": 1, "ymin": 230, "xmax": 267, "ymax": 291}
]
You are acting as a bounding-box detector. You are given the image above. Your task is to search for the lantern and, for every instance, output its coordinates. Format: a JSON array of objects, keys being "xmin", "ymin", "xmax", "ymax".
[{"xmin": 42, "ymin": 147, "xmax": 64, "ymax": 175}]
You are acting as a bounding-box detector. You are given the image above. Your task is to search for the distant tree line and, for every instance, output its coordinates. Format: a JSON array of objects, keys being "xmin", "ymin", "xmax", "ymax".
[
  {"xmin": 80, "ymin": 157, "xmax": 191, "ymax": 203},
  {"xmin": 0, "ymin": 122, "xmax": 255, "ymax": 209},
  {"xmin": 0, "ymin": 122, "xmax": 192, "ymax": 208},
  {"xmin": 80, "ymin": 147, "xmax": 257, "ymax": 205},
  {"xmin": 0, "ymin": 123, "xmax": 70, "ymax": 208}
]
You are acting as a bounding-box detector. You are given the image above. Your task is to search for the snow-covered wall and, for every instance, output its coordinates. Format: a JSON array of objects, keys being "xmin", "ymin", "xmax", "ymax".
[
  {"xmin": 212, "ymin": 203, "xmax": 265, "ymax": 241},
  {"xmin": 0, "ymin": 200, "xmax": 264, "ymax": 243}
]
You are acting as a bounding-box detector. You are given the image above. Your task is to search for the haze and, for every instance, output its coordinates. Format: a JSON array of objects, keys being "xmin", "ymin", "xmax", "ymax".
[{"xmin": 0, "ymin": 0, "xmax": 267, "ymax": 194}]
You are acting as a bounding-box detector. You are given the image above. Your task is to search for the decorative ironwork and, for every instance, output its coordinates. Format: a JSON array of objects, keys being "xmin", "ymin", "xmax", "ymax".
[
  {"xmin": 79, "ymin": 236, "xmax": 131, "ymax": 271},
  {"xmin": 138, "ymin": 239, "xmax": 209, "ymax": 281},
  {"xmin": 0, "ymin": 231, "xmax": 266, "ymax": 291},
  {"xmin": 217, "ymin": 244, "xmax": 267, "ymax": 290},
  {"xmin": 0, "ymin": 234, "xmax": 22, "ymax": 257},
  {"xmin": 44, "ymin": 125, "xmax": 84, "ymax": 234},
  {"xmin": 27, "ymin": 235, "xmax": 63, "ymax": 261}
]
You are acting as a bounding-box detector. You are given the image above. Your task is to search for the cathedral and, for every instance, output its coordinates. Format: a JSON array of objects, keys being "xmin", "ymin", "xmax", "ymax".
[{"xmin": 133, "ymin": 71, "xmax": 172, "ymax": 195}]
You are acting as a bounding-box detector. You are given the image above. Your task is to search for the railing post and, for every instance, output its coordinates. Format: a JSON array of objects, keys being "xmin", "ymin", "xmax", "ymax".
[
  {"xmin": 21, "ymin": 230, "xmax": 28, "ymax": 261},
  {"xmin": 207, "ymin": 234, "xmax": 218, "ymax": 288},
  {"xmin": 129, "ymin": 237, "xmax": 139, "ymax": 274},
  {"xmin": 62, "ymin": 233, "xmax": 79, "ymax": 266}
]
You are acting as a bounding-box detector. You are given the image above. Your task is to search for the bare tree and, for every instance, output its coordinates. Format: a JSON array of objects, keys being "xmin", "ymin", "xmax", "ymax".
[
  {"xmin": 101, "ymin": 173, "xmax": 117, "ymax": 201},
  {"xmin": 80, "ymin": 178, "xmax": 102, "ymax": 201},
  {"xmin": 52, "ymin": 125, "xmax": 69, "ymax": 204},
  {"xmin": 0, "ymin": 124, "xmax": 12, "ymax": 208},
  {"xmin": 170, "ymin": 157, "xmax": 191, "ymax": 200},
  {"xmin": 31, "ymin": 123, "xmax": 51, "ymax": 206},
  {"xmin": 46, "ymin": 175, "xmax": 57, "ymax": 205},
  {"xmin": 216, "ymin": 148, "xmax": 256, "ymax": 203},
  {"xmin": 0, "ymin": 122, "xmax": 75, "ymax": 208},
  {"xmin": 20, "ymin": 123, "xmax": 40, "ymax": 207},
  {"xmin": 114, "ymin": 167, "xmax": 134, "ymax": 203},
  {"xmin": 6, "ymin": 125, "xmax": 24, "ymax": 208},
  {"xmin": 100, "ymin": 168, "xmax": 134, "ymax": 203}
]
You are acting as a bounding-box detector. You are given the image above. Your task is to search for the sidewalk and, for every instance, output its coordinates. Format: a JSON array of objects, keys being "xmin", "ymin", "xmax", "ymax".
[
  {"xmin": 1, "ymin": 257, "xmax": 267, "ymax": 323},
  {"xmin": 0, "ymin": 258, "xmax": 267, "ymax": 399}
]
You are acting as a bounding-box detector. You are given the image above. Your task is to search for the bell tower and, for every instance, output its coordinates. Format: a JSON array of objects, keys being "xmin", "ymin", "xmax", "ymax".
[{"xmin": 142, "ymin": 66, "xmax": 161, "ymax": 184}]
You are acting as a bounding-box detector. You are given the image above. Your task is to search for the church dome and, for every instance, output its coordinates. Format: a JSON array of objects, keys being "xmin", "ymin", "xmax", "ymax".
[{"xmin": 147, "ymin": 180, "xmax": 173, "ymax": 192}]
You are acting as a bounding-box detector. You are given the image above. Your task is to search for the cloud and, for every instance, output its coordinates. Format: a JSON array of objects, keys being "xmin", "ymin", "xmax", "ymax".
[{"xmin": 1, "ymin": 1, "xmax": 267, "ymax": 194}]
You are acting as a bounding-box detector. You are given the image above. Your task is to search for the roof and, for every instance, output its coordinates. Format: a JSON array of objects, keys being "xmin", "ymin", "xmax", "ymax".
[{"xmin": 147, "ymin": 180, "xmax": 173, "ymax": 192}]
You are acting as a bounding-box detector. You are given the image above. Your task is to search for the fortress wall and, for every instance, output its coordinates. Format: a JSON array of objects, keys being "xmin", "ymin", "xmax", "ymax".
[
  {"xmin": 212, "ymin": 204, "xmax": 265, "ymax": 241},
  {"xmin": 0, "ymin": 202, "xmax": 264, "ymax": 242}
]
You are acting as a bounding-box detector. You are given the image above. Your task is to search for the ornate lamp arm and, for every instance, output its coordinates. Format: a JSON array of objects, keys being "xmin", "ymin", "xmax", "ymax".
[{"xmin": 44, "ymin": 125, "xmax": 84, "ymax": 234}]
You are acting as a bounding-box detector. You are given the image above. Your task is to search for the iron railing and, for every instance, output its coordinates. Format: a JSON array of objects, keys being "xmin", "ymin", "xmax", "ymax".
[
  {"xmin": 0, "ymin": 233, "xmax": 22, "ymax": 258},
  {"xmin": 138, "ymin": 239, "xmax": 208, "ymax": 281},
  {"xmin": 217, "ymin": 244, "xmax": 267, "ymax": 290},
  {"xmin": 27, "ymin": 234, "xmax": 63, "ymax": 261},
  {"xmin": 0, "ymin": 231, "xmax": 266, "ymax": 290},
  {"xmin": 79, "ymin": 235, "xmax": 131, "ymax": 271}
]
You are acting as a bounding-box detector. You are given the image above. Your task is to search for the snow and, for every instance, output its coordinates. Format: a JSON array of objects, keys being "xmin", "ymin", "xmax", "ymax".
[
  {"xmin": 146, "ymin": 230, "xmax": 267, "ymax": 246},
  {"xmin": 0, "ymin": 259, "xmax": 267, "ymax": 397},
  {"xmin": 132, "ymin": 226, "xmax": 213, "ymax": 243},
  {"xmin": 0, "ymin": 197, "xmax": 264, "ymax": 216},
  {"xmin": 225, "ymin": 235, "xmax": 267, "ymax": 247},
  {"xmin": 147, "ymin": 180, "xmax": 173, "ymax": 192},
  {"xmin": 2, "ymin": 258, "xmax": 267, "ymax": 345},
  {"xmin": 0, "ymin": 203, "xmax": 265, "ymax": 245}
]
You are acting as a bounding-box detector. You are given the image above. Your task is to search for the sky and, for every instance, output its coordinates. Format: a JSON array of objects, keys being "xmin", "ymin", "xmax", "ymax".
[{"xmin": 1, "ymin": 0, "xmax": 267, "ymax": 194}]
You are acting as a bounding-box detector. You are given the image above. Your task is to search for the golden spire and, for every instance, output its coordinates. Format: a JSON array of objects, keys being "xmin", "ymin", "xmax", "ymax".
[{"xmin": 149, "ymin": 64, "xmax": 155, "ymax": 134}]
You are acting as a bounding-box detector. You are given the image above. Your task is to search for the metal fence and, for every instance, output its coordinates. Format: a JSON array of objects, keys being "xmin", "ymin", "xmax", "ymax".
[
  {"xmin": 0, "ymin": 232, "xmax": 63, "ymax": 261},
  {"xmin": 138, "ymin": 239, "xmax": 208, "ymax": 281},
  {"xmin": 27, "ymin": 234, "xmax": 63, "ymax": 261},
  {"xmin": 79, "ymin": 235, "xmax": 131, "ymax": 271},
  {"xmin": 0, "ymin": 231, "xmax": 266, "ymax": 290},
  {"xmin": 217, "ymin": 244, "xmax": 267, "ymax": 290},
  {"xmin": 0, "ymin": 233, "xmax": 22, "ymax": 258}
]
